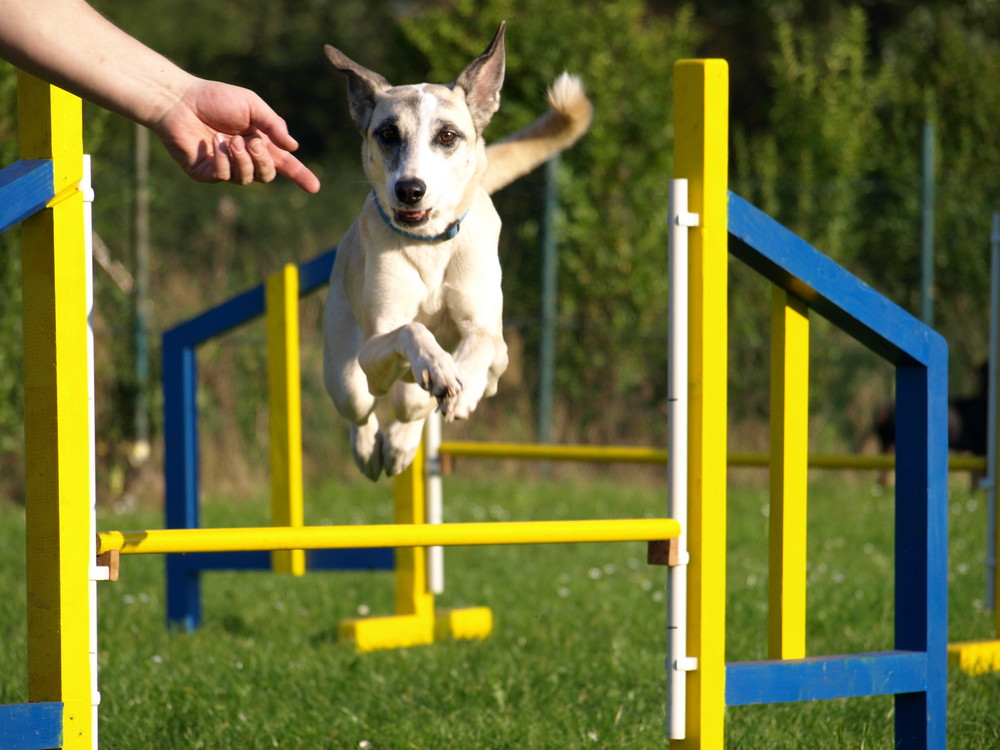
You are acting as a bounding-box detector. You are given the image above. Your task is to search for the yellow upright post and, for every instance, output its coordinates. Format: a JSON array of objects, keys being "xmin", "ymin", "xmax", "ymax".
[
  {"xmin": 266, "ymin": 265, "xmax": 306, "ymax": 575},
  {"xmin": 338, "ymin": 445, "xmax": 437, "ymax": 651},
  {"xmin": 19, "ymin": 73, "xmax": 93, "ymax": 749},
  {"xmin": 767, "ymin": 287, "xmax": 809, "ymax": 659},
  {"xmin": 392, "ymin": 443, "xmax": 435, "ymax": 623},
  {"xmin": 673, "ymin": 59, "xmax": 728, "ymax": 749}
]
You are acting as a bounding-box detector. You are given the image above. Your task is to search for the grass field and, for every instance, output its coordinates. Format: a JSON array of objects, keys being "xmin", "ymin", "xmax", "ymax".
[{"xmin": 1, "ymin": 472, "xmax": 999, "ymax": 748}]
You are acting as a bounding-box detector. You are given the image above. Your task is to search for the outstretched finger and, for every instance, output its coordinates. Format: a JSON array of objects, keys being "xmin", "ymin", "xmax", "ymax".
[
  {"xmin": 271, "ymin": 147, "xmax": 321, "ymax": 193},
  {"xmin": 249, "ymin": 104, "xmax": 300, "ymax": 154}
]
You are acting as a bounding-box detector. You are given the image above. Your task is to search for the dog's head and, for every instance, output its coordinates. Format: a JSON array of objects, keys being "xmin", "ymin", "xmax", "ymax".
[{"xmin": 326, "ymin": 22, "xmax": 506, "ymax": 239}]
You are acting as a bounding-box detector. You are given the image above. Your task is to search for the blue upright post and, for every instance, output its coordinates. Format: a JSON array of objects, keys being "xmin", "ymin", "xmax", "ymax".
[
  {"xmin": 163, "ymin": 332, "xmax": 202, "ymax": 630},
  {"xmin": 894, "ymin": 358, "xmax": 949, "ymax": 749}
]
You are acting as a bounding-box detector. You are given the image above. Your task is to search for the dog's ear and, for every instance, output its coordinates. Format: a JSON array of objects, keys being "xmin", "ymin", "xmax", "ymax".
[
  {"xmin": 325, "ymin": 45, "xmax": 391, "ymax": 133},
  {"xmin": 454, "ymin": 21, "xmax": 506, "ymax": 133}
]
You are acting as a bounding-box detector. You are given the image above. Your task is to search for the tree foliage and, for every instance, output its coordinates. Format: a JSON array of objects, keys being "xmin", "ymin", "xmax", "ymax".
[{"xmin": 3, "ymin": 2, "xmax": 1000, "ymax": 495}]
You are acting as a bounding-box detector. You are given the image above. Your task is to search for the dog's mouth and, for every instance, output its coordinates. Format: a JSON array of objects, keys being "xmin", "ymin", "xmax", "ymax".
[{"xmin": 394, "ymin": 209, "xmax": 430, "ymax": 226}]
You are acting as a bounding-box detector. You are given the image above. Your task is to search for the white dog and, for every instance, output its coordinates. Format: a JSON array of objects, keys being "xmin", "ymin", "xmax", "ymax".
[{"xmin": 323, "ymin": 22, "xmax": 592, "ymax": 480}]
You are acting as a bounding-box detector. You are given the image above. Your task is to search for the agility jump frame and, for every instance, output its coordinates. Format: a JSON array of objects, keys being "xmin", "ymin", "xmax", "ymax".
[
  {"xmin": 667, "ymin": 60, "xmax": 947, "ymax": 748},
  {"xmin": 2, "ymin": 60, "xmax": 953, "ymax": 749},
  {"xmin": 0, "ymin": 75, "xmax": 94, "ymax": 749}
]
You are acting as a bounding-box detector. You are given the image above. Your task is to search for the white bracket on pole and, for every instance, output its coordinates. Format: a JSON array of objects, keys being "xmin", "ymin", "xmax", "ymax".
[{"xmin": 666, "ymin": 179, "xmax": 697, "ymax": 740}]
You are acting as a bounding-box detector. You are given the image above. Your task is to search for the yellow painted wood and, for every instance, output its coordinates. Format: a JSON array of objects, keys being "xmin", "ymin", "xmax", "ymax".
[
  {"xmin": 18, "ymin": 73, "xmax": 93, "ymax": 749},
  {"xmin": 434, "ymin": 607, "xmax": 494, "ymax": 642},
  {"xmin": 266, "ymin": 265, "xmax": 306, "ymax": 575},
  {"xmin": 768, "ymin": 287, "xmax": 809, "ymax": 660},
  {"xmin": 97, "ymin": 518, "xmax": 680, "ymax": 555},
  {"xmin": 673, "ymin": 58, "xmax": 729, "ymax": 750},
  {"xmin": 393, "ymin": 443, "xmax": 435, "ymax": 625},
  {"xmin": 947, "ymin": 639, "xmax": 1000, "ymax": 675},
  {"xmin": 439, "ymin": 441, "xmax": 669, "ymax": 464},
  {"xmin": 438, "ymin": 442, "xmax": 984, "ymax": 472}
]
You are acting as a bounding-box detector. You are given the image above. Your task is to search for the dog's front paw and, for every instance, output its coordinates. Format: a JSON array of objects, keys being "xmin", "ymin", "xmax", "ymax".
[
  {"xmin": 413, "ymin": 354, "xmax": 464, "ymax": 409},
  {"xmin": 350, "ymin": 418, "xmax": 384, "ymax": 481}
]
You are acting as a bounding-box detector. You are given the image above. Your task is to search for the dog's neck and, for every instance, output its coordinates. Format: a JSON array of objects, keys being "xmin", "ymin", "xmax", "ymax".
[{"xmin": 371, "ymin": 191, "xmax": 468, "ymax": 243}]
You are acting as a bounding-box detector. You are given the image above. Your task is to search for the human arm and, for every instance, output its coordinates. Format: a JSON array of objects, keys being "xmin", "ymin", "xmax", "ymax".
[{"xmin": 0, "ymin": 0, "xmax": 320, "ymax": 192}]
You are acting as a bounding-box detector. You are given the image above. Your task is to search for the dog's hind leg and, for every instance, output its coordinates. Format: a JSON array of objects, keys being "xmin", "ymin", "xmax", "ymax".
[
  {"xmin": 381, "ymin": 381, "xmax": 436, "ymax": 476},
  {"xmin": 324, "ymin": 281, "xmax": 385, "ymax": 480}
]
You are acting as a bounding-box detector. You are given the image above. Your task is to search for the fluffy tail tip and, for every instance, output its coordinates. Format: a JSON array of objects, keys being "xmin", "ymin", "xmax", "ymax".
[{"xmin": 547, "ymin": 72, "xmax": 593, "ymax": 122}]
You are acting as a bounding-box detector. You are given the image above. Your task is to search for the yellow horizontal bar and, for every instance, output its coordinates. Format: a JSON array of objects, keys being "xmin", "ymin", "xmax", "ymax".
[
  {"xmin": 437, "ymin": 442, "xmax": 986, "ymax": 472},
  {"xmin": 438, "ymin": 442, "xmax": 669, "ymax": 464},
  {"xmin": 97, "ymin": 519, "xmax": 680, "ymax": 556}
]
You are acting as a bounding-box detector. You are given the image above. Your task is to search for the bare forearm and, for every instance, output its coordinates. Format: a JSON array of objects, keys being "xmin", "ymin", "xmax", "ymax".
[{"xmin": 0, "ymin": 0, "xmax": 195, "ymax": 127}]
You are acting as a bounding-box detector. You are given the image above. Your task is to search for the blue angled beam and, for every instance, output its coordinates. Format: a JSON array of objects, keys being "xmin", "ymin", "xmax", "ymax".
[
  {"xmin": 727, "ymin": 191, "xmax": 940, "ymax": 366},
  {"xmin": 0, "ymin": 160, "xmax": 55, "ymax": 234}
]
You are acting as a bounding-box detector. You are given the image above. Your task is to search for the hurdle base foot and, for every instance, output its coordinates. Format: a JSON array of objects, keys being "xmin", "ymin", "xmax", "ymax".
[
  {"xmin": 948, "ymin": 639, "xmax": 1000, "ymax": 675},
  {"xmin": 339, "ymin": 606, "xmax": 493, "ymax": 653}
]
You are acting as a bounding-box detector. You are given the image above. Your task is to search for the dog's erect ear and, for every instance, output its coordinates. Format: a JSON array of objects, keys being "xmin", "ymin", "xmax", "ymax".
[
  {"xmin": 325, "ymin": 45, "xmax": 391, "ymax": 133},
  {"xmin": 454, "ymin": 21, "xmax": 506, "ymax": 133}
]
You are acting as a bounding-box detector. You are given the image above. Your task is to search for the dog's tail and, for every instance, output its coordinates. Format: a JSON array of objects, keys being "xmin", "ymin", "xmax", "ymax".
[{"xmin": 483, "ymin": 72, "xmax": 593, "ymax": 195}]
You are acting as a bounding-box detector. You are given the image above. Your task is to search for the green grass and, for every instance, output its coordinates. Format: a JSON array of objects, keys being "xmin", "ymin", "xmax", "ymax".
[{"xmin": 1, "ymin": 474, "xmax": 999, "ymax": 748}]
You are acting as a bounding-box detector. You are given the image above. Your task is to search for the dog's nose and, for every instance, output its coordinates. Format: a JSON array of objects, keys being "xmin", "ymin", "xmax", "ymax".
[{"xmin": 394, "ymin": 179, "xmax": 426, "ymax": 206}]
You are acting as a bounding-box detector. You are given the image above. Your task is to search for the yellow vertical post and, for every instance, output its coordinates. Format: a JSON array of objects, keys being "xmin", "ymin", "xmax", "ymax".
[
  {"xmin": 767, "ymin": 287, "xmax": 809, "ymax": 659},
  {"xmin": 19, "ymin": 73, "xmax": 93, "ymax": 749},
  {"xmin": 266, "ymin": 265, "xmax": 306, "ymax": 575},
  {"xmin": 673, "ymin": 59, "xmax": 728, "ymax": 749},
  {"xmin": 338, "ymin": 444, "xmax": 437, "ymax": 651},
  {"xmin": 393, "ymin": 442, "xmax": 435, "ymax": 623}
]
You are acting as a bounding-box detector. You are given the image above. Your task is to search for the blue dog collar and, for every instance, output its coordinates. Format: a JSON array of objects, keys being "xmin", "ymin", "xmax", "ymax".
[{"xmin": 372, "ymin": 190, "xmax": 467, "ymax": 243}]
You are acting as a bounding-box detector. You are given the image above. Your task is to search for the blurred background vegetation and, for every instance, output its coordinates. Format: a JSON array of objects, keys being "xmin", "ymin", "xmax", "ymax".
[{"xmin": 1, "ymin": 0, "xmax": 998, "ymax": 503}]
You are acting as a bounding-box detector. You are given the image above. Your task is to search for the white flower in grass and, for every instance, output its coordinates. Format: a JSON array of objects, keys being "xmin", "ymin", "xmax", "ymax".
[{"xmin": 357, "ymin": 604, "xmax": 370, "ymax": 616}]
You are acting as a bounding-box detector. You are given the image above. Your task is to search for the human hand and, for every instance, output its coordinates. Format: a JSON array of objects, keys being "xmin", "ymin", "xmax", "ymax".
[{"xmin": 151, "ymin": 79, "xmax": 321, "ymax": 193}]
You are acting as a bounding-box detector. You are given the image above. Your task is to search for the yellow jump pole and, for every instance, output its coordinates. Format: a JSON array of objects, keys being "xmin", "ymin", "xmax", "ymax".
[
  {"xmin": 767, "ymin": 288, "xmax": 809, "ymax": 660},
  {"xmin": 673, "ymin": 59, "xmax": 729, "ymax": 749},
  {"xmin": 19, "ymin": 73, "xmax": 94, "ymax": 749},
  {"xmin": 98, "ymin": 518, "xmax": 681, "ymax": 555},
  {"xmin": 266, "ymin": 264, "xmax": 306, "ymax": 576}
]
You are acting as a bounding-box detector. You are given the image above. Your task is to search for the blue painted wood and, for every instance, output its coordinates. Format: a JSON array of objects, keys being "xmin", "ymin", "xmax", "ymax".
[
  {"xmin": 0, "ymin": 160, "xmax": 54, "ymax": 234},
  {"xmin": 726, "ymin": 193, "xmax": 949, "ymax": 748},
  {"xmin": 306, "ymin": 547, "xmax": 394, "ymax": 570},
  {"xmin": 163, "ymin": 334, "xmax": 202, "ymax": 630},
  {"xmin": 163, "ymin": 548, "xmax": 394, "ymax": 571},
  {"xmin": 165, "ymin": 284, "xmax": 265, "ymax": 348},
  {"xmin": 894, "ymin": 359, "xmax": 949, "ymax": 749},
  {"xmin": 0, "ymin": 702, "xmax": 62, "ymax": 750},
  {"xmin": 725, "ymin": 652, "xmax": 927, "ymax": 705},
  {"xmin": 728, "ymin": 191, "xmax": 940, "ymax": 366},
  {"xmin": 298, "ymin": 249, "xmax": 336, "ymax": 295}
]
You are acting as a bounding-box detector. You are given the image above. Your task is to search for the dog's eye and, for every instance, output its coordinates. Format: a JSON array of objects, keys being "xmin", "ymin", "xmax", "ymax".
[
  {"xmin": 376, "ymin": 126, "xmax": 399, "ymax": 143},
  {"xmin": 436, "ymin": 130, "xmax": 459, "ymax": 145}
]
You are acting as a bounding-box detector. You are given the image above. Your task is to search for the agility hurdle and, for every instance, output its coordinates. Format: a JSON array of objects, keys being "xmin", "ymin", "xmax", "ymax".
[{"xmin": 0, "ymin": 74, "xmax": 95, "ymax": 749}]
